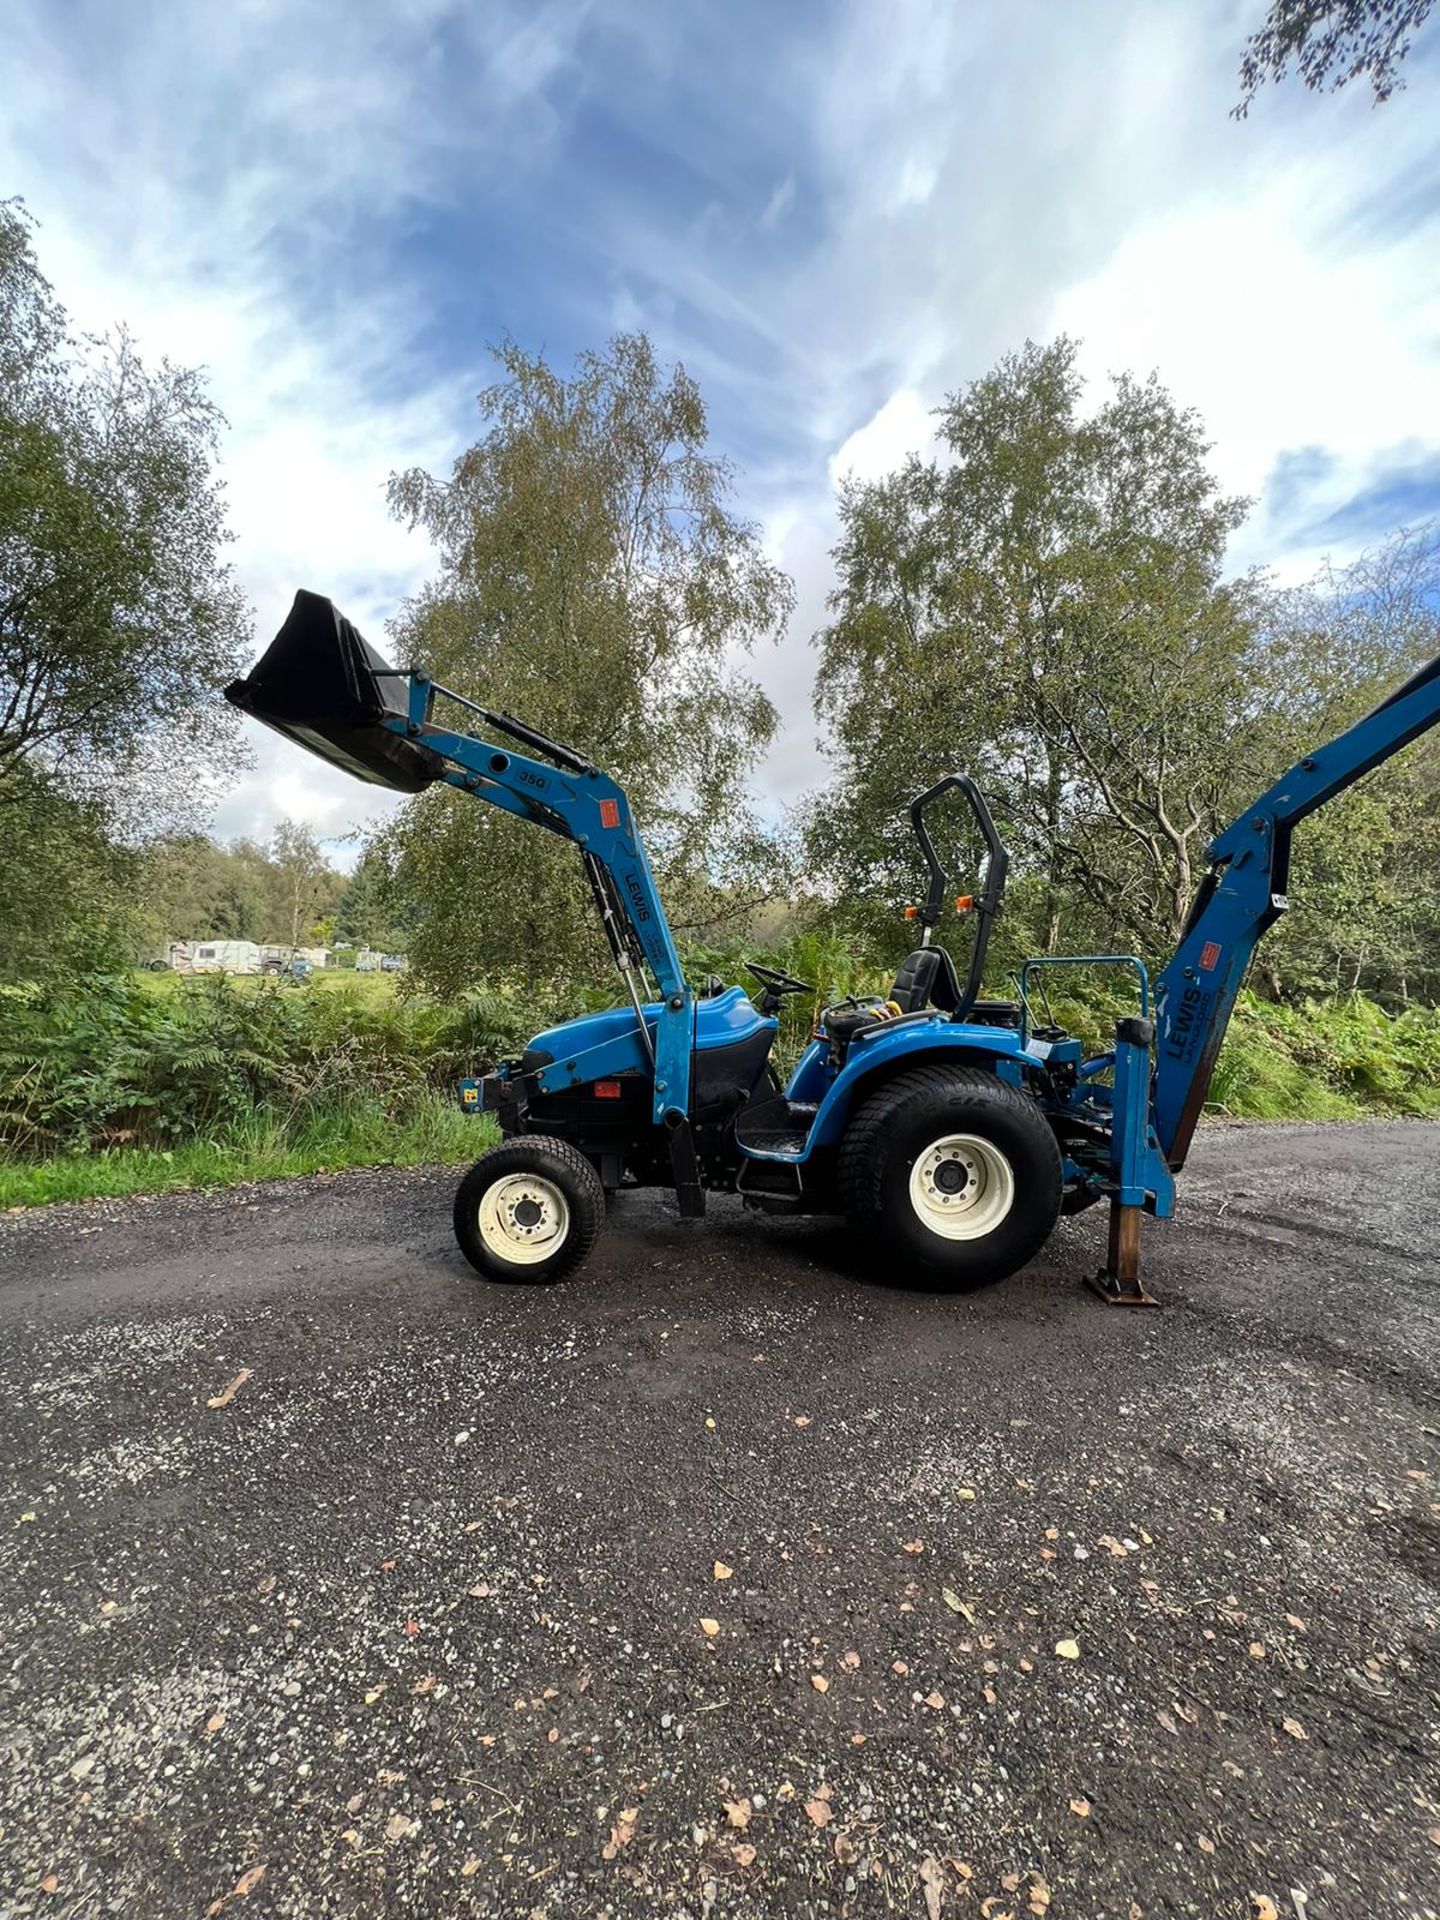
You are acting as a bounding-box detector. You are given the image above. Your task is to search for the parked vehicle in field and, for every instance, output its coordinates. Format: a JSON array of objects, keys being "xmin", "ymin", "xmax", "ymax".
[
  {"xmin": 143, "ymin": 940, "xmax": 191, "ymax": 972},
  {"xmin": 188, "ymin": 939, "xmax": 262, "ymax": 976},
  {"xmin": 380, "ymin": 953, "xmax": 407, "ymax": 973},
  {"xmin": 261, "ymin": 951, "xmax": 312, "ymax": 980},
  {"xmin": 228, "ymin": 590, "xmax": 1440, "ymax": 1304}
]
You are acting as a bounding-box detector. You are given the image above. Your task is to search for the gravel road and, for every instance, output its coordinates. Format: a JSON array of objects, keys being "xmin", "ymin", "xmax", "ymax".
[{"xmin": 1, "ymin": 1121, "xmax": 1437, "ymax": 1920}]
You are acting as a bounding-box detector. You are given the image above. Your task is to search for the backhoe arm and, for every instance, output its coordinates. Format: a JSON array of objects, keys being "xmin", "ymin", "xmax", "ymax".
[{"xmin": 1154, "ymin": 650, "xmax": 1440, "ymax": 1167}]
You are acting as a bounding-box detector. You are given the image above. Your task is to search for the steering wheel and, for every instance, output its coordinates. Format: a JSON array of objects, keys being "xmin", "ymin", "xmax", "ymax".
[{"xmin": 745, "ymin": 960, "xmax": 816, "ymax": 1014}]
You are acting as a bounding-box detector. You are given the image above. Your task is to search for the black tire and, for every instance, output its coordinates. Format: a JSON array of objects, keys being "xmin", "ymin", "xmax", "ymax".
[
  {"xmin": 452, "ymin": 1136, "xmax": 605, "ymax": 1285},
  {"xmin": 839, "ymin": 1065, "xmax": 1062, "ymax": 1289}
]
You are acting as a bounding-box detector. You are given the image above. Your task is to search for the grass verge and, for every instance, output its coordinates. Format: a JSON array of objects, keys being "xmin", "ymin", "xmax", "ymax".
[{"xmin": 0, "ymin": 1095, "xmax": 494, "ymax": 1210}]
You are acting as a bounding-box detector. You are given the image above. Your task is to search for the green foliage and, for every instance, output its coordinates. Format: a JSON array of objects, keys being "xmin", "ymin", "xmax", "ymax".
[
  {"xmin": 0, "ymin": 198, "xmax": 249, "ymax": 812},
  {"xmin": 0, "ymin": 763, "xmax": 140, "ymax": 977},
  {"xmin": 812, "ymin": 337, "xmax": 1258, "ymax": 956},
  {"xmin": 335, "ymin": 843, "xmax": 413, "ymax": 952},
  {"xmin": 381, "ymin": 332, "xmax": 794, "ymax": 997},
  {"xmin": 138, "ymin": 833, "xmax": 269, "ymax": 944},
  {"xmin": 1236, "ymin": 0, "xmax": 1434, "ymax": 112},
  {"xmin": 135, "ymin": 825, "xmax": 354, "ymax": 951},
  {"xmin": 0, "ymin": 1098, "xmax": 490, "ymax": 1210},
  {"xmin": 5, "ymin": 966, "xmax": 1436, "ymax": 1209},
  {"xmin": 1206, "ymin": 991, "xmax": 1440, "ymax": 1119},
  {"xmin": 0, "ymin": 972, "xmax": 534, "ymax": 1159}
]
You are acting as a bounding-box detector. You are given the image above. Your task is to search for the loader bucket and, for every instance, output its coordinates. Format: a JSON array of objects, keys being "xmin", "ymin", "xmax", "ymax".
[{"xmin": 225, "ymin": 590, "xmax": 444, "ymax": 792}]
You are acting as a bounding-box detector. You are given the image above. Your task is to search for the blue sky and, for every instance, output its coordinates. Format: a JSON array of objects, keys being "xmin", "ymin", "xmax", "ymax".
[{"xmin": 3, "ymin": 0, "xmax": 1438, "ymax": 854}]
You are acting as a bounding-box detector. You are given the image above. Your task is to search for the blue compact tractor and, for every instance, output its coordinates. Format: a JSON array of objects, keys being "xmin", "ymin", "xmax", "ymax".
[{"xmin": 229, "ymin": 592, "xmax": 1440, "ymax": 1304}]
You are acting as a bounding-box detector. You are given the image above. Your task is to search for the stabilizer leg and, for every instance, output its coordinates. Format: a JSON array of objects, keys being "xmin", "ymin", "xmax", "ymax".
[{"xmin": 1086, "ymin": 1200, "xmax": 1160, "ymax": 1308}]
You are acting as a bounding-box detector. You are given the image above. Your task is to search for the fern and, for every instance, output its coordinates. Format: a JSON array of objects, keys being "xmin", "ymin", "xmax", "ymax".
[{"xmin": 3, "ymin": 968, "xmax": 1438, "ymax": 1173}]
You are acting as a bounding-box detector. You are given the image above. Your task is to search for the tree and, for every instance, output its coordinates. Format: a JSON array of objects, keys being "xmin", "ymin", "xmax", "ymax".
[
  {"xmin": 1235, "ymin": 0, "xmax": 1434, "ymax": 112},
  {"xmin": 381, "ymin": 333, "xmax": 793, "ymax": 995},
  {"xmin": 137, "ymin": 832, "xmax": 276, "ymax": 945},
  {"xmin": 336, "ymin": 844, "xmax": 413, "ymax": 953},
  {"xmin": 267, "ymin": 822, "xmax": 342, "ymax": 951},
  {"xmin": 811, "ymin": 339, "xmax": 1257, "ymax": 966},
  {"xmin": 811, "ymin": 345, "xmax": 1440, "ymax": 1006},
  {"xmin": 0, "ymin": 764, "xmax": 137, "ymax": 978},
  {"xmin": 1250, "ymin": 525, "xmax": 1440, "ymax": 1001},
  {"xmin": 135, "ymin": 826, "xmax": 351, "ymax": 950},
  {"xmin": 0, "ymin": 200, "xmax": 249, "ymax": 813}
]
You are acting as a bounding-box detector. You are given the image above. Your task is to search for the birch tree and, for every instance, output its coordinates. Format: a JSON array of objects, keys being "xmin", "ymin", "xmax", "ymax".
[{"xmin": 381, "ymin": 334, "xmax": 793, "ymax": 993}]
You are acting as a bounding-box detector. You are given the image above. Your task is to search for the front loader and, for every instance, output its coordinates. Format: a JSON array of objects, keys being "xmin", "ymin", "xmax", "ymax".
[{"xmin": 228, "ymin": 592, "xmax": 1440, "ymax": 1303}]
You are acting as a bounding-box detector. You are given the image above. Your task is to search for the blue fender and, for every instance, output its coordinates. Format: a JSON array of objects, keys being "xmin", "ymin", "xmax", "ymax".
[{"xmin": 741, "ymin": 1017, "xmax": 1036, "ymax": 1163}]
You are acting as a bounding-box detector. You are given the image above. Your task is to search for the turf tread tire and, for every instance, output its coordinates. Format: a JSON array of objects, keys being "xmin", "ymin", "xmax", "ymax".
[
  {"xmin": 453, "ymin": 1135, "xmax": 606, "ymax": 1285},
  {"xmin": 839, "ymin": 1064, "xmax": 1062, "ymax": 1289}
]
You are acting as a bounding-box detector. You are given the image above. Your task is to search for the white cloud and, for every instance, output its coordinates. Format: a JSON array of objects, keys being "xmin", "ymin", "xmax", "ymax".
[
  {"xmin": 828, "ymin": 388, "xmax": 935, "ymax": 489},
  {"xmin": 1054, "ymin": 162, "xmax": 1440, "ymax": 573},
  {"xmin": 760, "ymin": 174, "xmax": 796, "ymax": 230},
  {"xmin": 741, "ymin": 3, "xmax": 1440, "ymax": 801},
  {"xmin": 3, "ymin": 0, "xmax": 1436, "ymax": 855},
  {"xmin": 0, "ymin": 0, "xmax": 601, "ymax": 857}
]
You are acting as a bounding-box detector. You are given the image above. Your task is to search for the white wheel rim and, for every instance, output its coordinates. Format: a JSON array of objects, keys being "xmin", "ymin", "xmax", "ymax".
[
  {"xmin": 476, "ymin": 1172, "xmax": 571, "ymax": 1266},
  {"xmin": 908, "ymin": 1133, "xmax": 1015, "ymax": 1241}
]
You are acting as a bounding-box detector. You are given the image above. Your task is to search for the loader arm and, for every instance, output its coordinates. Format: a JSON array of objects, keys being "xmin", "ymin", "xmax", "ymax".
[
  {"xmin": 383, "ymin": 707, "xmax": 695, "ymax": 1132},
  {"xmin": 1154, "ymin": 649, "xmax": 1440, "ymax": 1168},
  {"xmin": 225, "ymin": 591, "xmax": 695, "ymax": 1131}
]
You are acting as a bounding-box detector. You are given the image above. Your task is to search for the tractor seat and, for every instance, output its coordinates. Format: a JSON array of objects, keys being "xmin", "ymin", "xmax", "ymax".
[
  {"xmin": 821, "ymin": 943, "xmax": 1002, "ymax": 1063},
  {"xmin": 890, "ymin": 945, "xmax": 961, "ymax": 1014},
  {"xmin": 889, "ymin": 950, "xmax": 1020, "ymax": 1027}
]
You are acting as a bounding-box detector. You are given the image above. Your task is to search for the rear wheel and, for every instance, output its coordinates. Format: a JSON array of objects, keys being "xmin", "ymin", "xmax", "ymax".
[
  {"xmin": 453, "ymin": 1136, "xmax": 605, "ymax": 1284},
  {"xmin": 839, "ymin": 1065, "xmax": 1062, "ymax": 1288}
]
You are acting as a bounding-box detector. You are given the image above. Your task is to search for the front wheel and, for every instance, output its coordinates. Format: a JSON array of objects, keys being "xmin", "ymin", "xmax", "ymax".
[
  {"xmin": 839, "ymin": 1065, "xmax": 1062, "ymax": 1289},
  {"xmin": 453, "ymin": 1136, "xmax": 605, "ymax": 1284}
]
